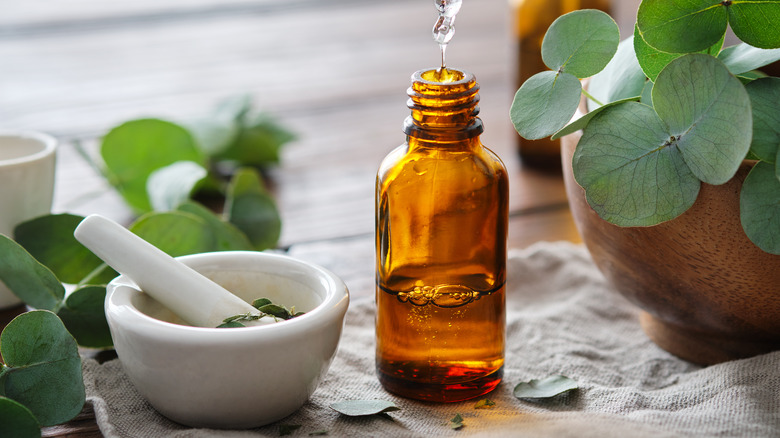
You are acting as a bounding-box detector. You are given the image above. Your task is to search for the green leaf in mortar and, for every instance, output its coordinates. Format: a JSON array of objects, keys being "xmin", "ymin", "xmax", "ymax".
[
  {"xmin": 741, "ymin": 162, "xmax": 780, "ymax": 255},
  {"xmin": 225, "ymin": 167, "xmax": 281, "ymax": 250},
  {"xmin": 176, "ymin": 201, "xmax": 254, "ymax": 251},
  {"xmin": 0, "ymin": 397, "xmax": 40, "ymax": 438},
  {"xmin": 0, "ymin": 235, "xmax": 64, "ymax": 311},
  {"xmin": 511, "ymin": 71, "xmax": 583, "ymax": 140},
  {"xmin": 541, "ymin": 9, "xmax": 619, "ymax": 78},
  {"xmin": 718, "ymin": 44, "xmax": 780, "ymax": 76},
  {"xmin": 256, "ymin": 304, "xmax": 291, "ymax": 320},
  {"xmin": 652, "ymin": 54, "xmax": 752, "ymax": 185},
  {"xmin": 573, "ymin": 101, "xmax": 701, "ymax": 226},
  {"xmin": 587, "ymin": 35, "xmax": 646, "ymax": 112},
  {"xmin": 101, "ymin": 119, "xmax": 204, "ymax": 213},
  {"xmin": 251, "ymin": 298, "xmax": 273, "ymax": 308},
  {"xmin": 330, "ymin": 400, "xmax": 400, "ymax": 417},
  {"xmin": 745, "ymin": 77, "xmax": 780, "ymax": 163},
  {"xmin": 0, "ymin": 310, "xmax": 85, "ymax": 426},
  {"xmin": 147, "ymin": 161, "xmax": 208, "ymax": 212},
  {"xmin": 14, "ymin": 214, "xmax": 104, "ymax": 285},
  {"xmin": 57, "ymin": 286, "xmax": 112, "ymax": 349},
  {"xmin": 129, "ymin": 211, "xmax": 216, "ymax": 257},
  {"xmin": 513, "ymin": 375, "xmax": 578, "ymax": 400}
]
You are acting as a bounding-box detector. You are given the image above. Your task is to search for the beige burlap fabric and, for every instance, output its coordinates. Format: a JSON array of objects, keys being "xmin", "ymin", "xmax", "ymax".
[{"xmin": 83, "ymin": 242, "xmax": 780, "ymax": 437}]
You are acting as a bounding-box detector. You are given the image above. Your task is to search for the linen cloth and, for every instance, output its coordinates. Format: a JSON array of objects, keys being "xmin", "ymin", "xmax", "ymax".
[{"xmin": 82, "ymin": 241, "xmax": 780, "ymax": 437}]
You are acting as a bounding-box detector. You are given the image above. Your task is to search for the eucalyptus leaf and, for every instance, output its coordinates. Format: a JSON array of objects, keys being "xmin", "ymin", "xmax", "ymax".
[
  {"xmin": 474, "ymin": 399, "xmax": 495, "ymax": 409},
  {"xmin": 255, "ymin": 304, "xmax": 291, "ymax": 320},
  {"xmin": 129, "ymin": 211, "xmax": 216, "ymax": 257},
  {"xmin": 636, "ymin": 0, "xmax": 727, "ymax": 53},
  {"xmin": 0, "ymin": 235, "xmax": 64, "ymax": 311},
  {"xmin": 279, "ymin": 424, "xmax": 302, "ymax": 436},
  {"xmin": 101, "ymin": 119, "xmax": 204, "ymax": 213},
  {"xmin": 513, "ymin": 375, "xmax": 579, "ymax": 399},
  {"xmin": 653, "ymin": 54, "xmax": 752, "ymax": 185},
  {"xmin": 0, "ymin": 311, "xmax": 85, "ymax": 426},
  {"xmin": 449, "ymin": 413, "xmax": 465, "ymax": 430},
  {"xmin": 745, "ymin": 77, "xmax": 780, "ymax": 163},
  {"xmin": 217, "ymin": 321, "xmax": 245, "ymax": 328},
  {"xmin": 573, "ymin": 102, "xmax": 701, "ymax": 226},
  {"xmin": 176, "ymin": 201, "xmax": 254, "ymax": 251},
  {"xmin": 740, "ymin": 162, "xmax": 780, "ymax": 254},
  {"xmin": 639, "ymin": 79, "xmax": 654, "ymax": 105},
  {"xmin": 727, "ymin": 1, "xmax": 780, "ymax": 49},
  {"xmin": 13, "ymin": 214, "xmax": 103, "ymax": 284},
  {"xmin": 718, "ymin": 44, "xmax": 780, "ymax": 75},
  {"xmin": 552, "ymin": 97, "xmax": 638, "ymax": 140},
  {"xmin": 634, "ymin": 24, "xmax": 724, "ymax": 82},
  {"xmin": 147, "ymin": 161, "xmax": 208, "ymax": 212},
  {"xmin": 510, "ymin": 71, "xmax": 582, "ymax": 140},
  {"xmin": 541, "ymin": 9, "xmax": 619, "ymax": 78},
  {"xmin": 214, "ymin": 114, "xmax": 295, "ymax": 166},
  {"xmin": 225, "ymin": 168, "xmax": 282, "ymax": 250},
  {"xmin": 187, "ymin": 95, "xmax": 251, "ymax": 156},
  {"xmin": 329, "ymin": 400, "xmax": 400, "ymax": 417},
  {"xmin": 587, "ymin": 35, "xmax": 647, "ymax": 112},
  {"xmin": 57, "ymin": 286, "xmax": 112, "ymax": 348},
  {"xmin": 0, "ymin": 397, "xmax": 40, "ymax": 438}
]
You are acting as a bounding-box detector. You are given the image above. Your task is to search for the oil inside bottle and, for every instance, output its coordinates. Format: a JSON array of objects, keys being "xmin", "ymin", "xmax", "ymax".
[{"xmin": 375, "ymin": 68, "xmax": 508, "ymax": 402}]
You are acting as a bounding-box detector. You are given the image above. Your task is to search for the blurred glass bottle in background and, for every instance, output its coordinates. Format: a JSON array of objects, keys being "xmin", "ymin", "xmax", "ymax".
[{"xmin": 510, "ymin": 0, "xmax": 611, "ymax": 171}]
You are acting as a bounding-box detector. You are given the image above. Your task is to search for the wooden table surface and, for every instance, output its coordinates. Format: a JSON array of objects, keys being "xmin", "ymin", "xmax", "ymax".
[{"xmin": 1, "ymin": 1, "xmax": 582, "ymax": 435}]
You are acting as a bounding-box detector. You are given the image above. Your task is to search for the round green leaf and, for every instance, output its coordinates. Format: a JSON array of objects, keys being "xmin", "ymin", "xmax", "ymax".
[
  {"xmin": 573, "ymin": 102, "xmax": 701, "ymax": 226},
  {"xmin": 635, "ymin": 24, "xmax": 724, "ymax": 82},
  {"xmin": 511, "ymin": 71, "xmax": 582, "ymax": 140},
  {"xmin": 741, "ymin": 162, "xmax": 780, "ymax": 254},
  {"xmin": 176, "ymin": 201, "xmax": 254, "ymax": 251},
  {"xmin": 587, "ymin": 35, "xmax": 647, "ymax": 112},
  {"xmin": 215, "ymin": 115, "xmax": 294, "ymax": 167},
  {"xmin": 14, "ymin": 214, "xmax": 103, "ymax": 285},
  {"xmin": 101, "ymin": 119, "xmax": 204, "ymax": 213},
  {"xmin": 745, "ymin": 77, "xmax": 780, "ymax": 163},
  {"xmin": 129, "ymin": 211, "xmax": 216, "ymax": 257},
  {"xmin": 0, "ymin": 236, "xmax": 64, "ymax": 311},
  {"xmin": 0, "ymin": 311, "xmax": 85, "ymax": 427},
  {"xmin": 637, "ymin": 0, "xmax": 727, "ymax": 54},
  {"xmin": 147, "ymin": 161, "xmax": 208, "ymax": 212},
  {"xmin": 552, "ymin": 97, "xmax": 639, "ymax": 140},
  {"xmin": 541, "ymin": 9, "xmax": 619, "ymax": 78},
  {"xmin": 728, "ymin": 1, "xmax": 780, "ymax": 49},
  {"xmin": 225, "ymin": 169, "xmax": 281, "ymax": 251},
  {"xmin": 653, "ymin": 54, "xmax": 752, "ymax": 185},
  {"xmin": 330, "ymin": 400, "xmax": 400, "ymax": 417},
  {"xmin": 513, "ymin": 375, "xmax": 579, "ymax": 399},
  {"xmin": 718, "ymin": 44, "xmax": 780, "ymax": 75},
  {"xmin": 0, "ymin": 397, "xmax": 40, "ymax": 438},
  {"xmin": 57, "ymin": 286, "xmax": 112, "ymax": 349}
]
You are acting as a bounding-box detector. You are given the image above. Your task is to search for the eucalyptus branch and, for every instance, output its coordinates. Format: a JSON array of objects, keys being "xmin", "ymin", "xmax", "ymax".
[{"xmin": 581, "ymin": 88, "xmax": 604, "ymax": 107}]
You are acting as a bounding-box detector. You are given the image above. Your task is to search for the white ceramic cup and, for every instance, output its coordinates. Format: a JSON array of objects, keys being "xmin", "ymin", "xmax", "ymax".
[{"xmin": 0, "ymin": 131, "xmax": 57, "ymax": 309}]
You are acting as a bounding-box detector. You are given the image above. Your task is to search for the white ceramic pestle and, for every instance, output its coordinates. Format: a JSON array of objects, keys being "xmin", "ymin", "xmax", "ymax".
[{"xmin": 74, "ymin": 214, "xmax": 270, "ymax": 328}]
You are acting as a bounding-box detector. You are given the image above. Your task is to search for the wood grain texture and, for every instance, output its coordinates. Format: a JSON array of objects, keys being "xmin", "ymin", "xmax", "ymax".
[{"xmin": 1, "ymin": 0, "xmax": 583, "ymax": 435}]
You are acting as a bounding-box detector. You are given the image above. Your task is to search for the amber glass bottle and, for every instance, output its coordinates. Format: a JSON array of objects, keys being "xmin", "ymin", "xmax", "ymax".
[
  {"xmin": 375, "ymin": 68, "xmax": 508, "ymax": 402},
  {"xmin": 512, "ymin": 0, "xmax": 611, "ymax": 169}
]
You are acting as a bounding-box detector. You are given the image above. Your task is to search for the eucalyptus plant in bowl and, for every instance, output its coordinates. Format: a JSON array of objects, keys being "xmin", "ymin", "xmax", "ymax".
[{"xmin": 510, "ymin": 1, "xmax": 780, "ymax": 365}]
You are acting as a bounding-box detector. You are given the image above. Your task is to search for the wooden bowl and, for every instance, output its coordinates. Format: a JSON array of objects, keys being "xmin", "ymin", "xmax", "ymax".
[{"xmin": 561, "ymin": 132, "xmax": 780, "ymax": 365}]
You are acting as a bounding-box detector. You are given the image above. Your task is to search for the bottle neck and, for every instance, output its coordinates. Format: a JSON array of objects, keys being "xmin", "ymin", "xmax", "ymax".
[{"xmin": 403, "ymin": 68, "xmax": 484, "ymax": 143}]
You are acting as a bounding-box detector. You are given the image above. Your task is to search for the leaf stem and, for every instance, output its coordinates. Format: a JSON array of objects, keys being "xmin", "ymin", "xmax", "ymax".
[{"xmin": 581, "ymin": 89, "xmax": 604, "ymax": 107}]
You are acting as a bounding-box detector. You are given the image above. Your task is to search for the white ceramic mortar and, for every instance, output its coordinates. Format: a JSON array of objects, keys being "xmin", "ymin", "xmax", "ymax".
[{"xmin": 105, "ymin": 251, "xmax": 349, "ymax": 429}]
